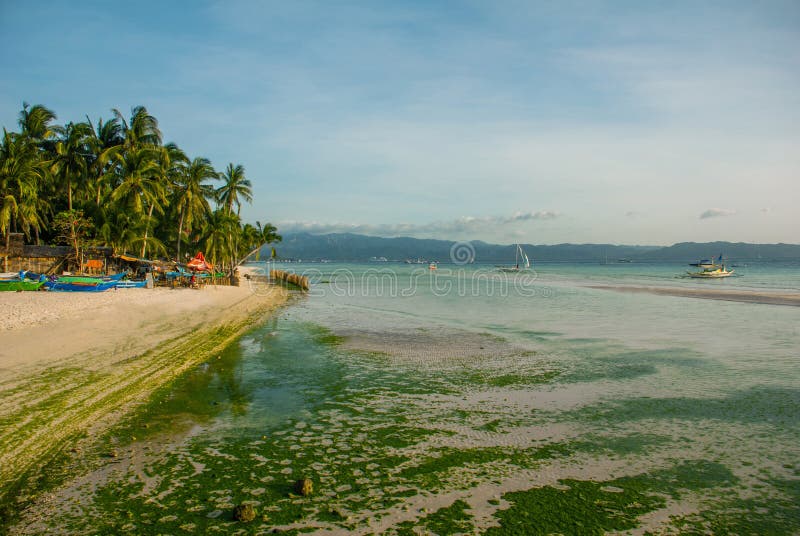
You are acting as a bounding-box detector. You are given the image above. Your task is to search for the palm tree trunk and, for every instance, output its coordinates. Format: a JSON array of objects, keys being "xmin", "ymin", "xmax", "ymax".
[
  {"xmin": 3, "ymin": 232, "xmax": 9, "ymax": 272},
  {"xmin": 176, "ymin": 210, "xmax": 184, "ymax": 261},
  {"xmin": 141, "ymin": 204, "xmax": 155, "ymax": 258},
  {"xmin": 71, "ymin": 218, "xmax": 80, "ymax": 272},
  {"xmin": 67, "ymin": 178, "xmax": 73, "ymax": 212}
]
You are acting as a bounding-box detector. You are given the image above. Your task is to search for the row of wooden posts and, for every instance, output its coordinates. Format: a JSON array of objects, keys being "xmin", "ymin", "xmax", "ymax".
[{"xmin": 270, "ymin": 269, "xmax": 310, "ymax": 291}]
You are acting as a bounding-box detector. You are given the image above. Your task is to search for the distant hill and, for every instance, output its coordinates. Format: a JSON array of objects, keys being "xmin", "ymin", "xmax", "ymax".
[
  {"xmin": 260, "ymin": 233, "xmax": 799, "ymax": 263},
  {"xmin": 635, "ymin": 242, "xmax": 800, "ymax": 262},
  {"xmin": 268, "ymin": 232, "xmax": 659, "ymax": 262}
]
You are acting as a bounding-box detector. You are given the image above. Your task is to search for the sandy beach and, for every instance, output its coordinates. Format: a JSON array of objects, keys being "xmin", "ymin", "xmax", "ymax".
[{"xmin": 0, "ymin": 282, "xmax": 288, "ymax": 503}]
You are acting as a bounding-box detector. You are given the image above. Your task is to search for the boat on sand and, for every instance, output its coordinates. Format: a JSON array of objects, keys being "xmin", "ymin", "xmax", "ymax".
[
  {"xmin": 44, "ymin": 280, "xmax": 119, "ymax": 292},
  {"xmin": 0, "ymin": 279, "xmax": 46, "ymax": 291},
  {"xmin": 0, "ymin": 271, "xmax": 47, "ymax": 291}
]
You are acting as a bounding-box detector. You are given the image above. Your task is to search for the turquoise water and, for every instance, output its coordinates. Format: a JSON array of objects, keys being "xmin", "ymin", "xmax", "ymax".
[{"xmin": 25, "ymin": 262, "xmax": 800, "ymax": 534}]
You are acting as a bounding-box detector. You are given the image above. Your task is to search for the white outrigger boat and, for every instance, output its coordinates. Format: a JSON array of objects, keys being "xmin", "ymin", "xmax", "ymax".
[
  {"xmin": 497, "ymin": 244, "xmax": 531, "ymax": 272},
  {"xmin": 687, "ymin": 266, "xmax": 734, "ymax": 278},
  {"xmin": 687, "ymin": 255, "xmax": 734, "ymax": 278}
]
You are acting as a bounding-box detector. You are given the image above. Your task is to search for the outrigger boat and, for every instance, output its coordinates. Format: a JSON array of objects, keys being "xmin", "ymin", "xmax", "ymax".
[
  {"xmin": 0, "ymin": 278, "xmax": 46, "ymax": 291},
  {"xmin": 44, "ymin": 272, "xmax": 129, "ymax": 291},
  {"xmin": 497, "ymin": 244, "xmax": 531, "ymax": 272},
  {"xmin": 686, "ymin": 255, "xmax": 734, "ymax": 278},
  {"xmin": 45, "ymin": 279, "xmax": 119, "ymax": 292},
  {"xmin": 0, "ymin": 271, "xmax": 47, "ymax": 291},
  {"xmin": 55, "ymin": 272, "xmax": 127, "ymax": 284},
  {"xmin": 687, "ymin": 267, "xmax": 734, "ymax": 278}
]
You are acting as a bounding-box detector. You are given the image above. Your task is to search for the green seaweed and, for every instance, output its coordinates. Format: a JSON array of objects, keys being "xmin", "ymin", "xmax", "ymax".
[
  {"xmin": 486, "ymin": 460, "xmax": 738, "ymax": 535},
  {"xmin": 424, "ymin": 499, "xmax": 474, "ymax": 535},
  {"xmin": 672, "ymin": 476, "xmax": 800, "ymax": 535},
  {"xmin": 486, "ymin": 479, "xmax": 663, "ymax": 535},
  {"xmin": 399, "ymin": 444, "xmax": 569, "ymax": 488},
  {"xmin": 466, "ymin": 370, "xmax": 560, "ymax": 387},
  {"xmin": 569, "ymin": 386, "xmax": 800, "ymax": 427},
  {"xmin": 11, "ymin": 312, "xmax": 799, "ymax": 535},
  {"xmin": 570, "ymin": 433, "xmax": 671, "ymax": 456}
]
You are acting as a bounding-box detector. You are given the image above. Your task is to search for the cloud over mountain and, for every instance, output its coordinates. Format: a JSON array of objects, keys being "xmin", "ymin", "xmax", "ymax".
[{"xmin": 279, "ymin": 211, "xmax": 561, "ymax": 238}]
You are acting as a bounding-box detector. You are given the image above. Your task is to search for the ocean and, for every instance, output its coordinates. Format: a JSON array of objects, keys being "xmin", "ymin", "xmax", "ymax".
[{"xmin": 31, "ymin": 262, "xmax": 800, "ymax": 534}]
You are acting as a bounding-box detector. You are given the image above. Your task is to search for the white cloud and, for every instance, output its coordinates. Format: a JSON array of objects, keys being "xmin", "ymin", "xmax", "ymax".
[
  {"xmin": 699, "ymin": 208, "xmax": 737, "ymax": 220},
  {"xmin": 499, "ymin": 211, "xmax": 560, "ymax": 223}
]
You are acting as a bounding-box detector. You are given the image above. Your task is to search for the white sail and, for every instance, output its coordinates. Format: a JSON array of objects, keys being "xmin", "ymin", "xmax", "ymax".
[
  {"xmin": 518, "ymin": 244, "xmax": 531, "ymax": 269},
  {"xmin": 521, "ymin": 249, "xmax": 530, "ymax": 269},
  {"xmin": 497, "ymin": 244, "xmax": 532, "ymax": 272}
]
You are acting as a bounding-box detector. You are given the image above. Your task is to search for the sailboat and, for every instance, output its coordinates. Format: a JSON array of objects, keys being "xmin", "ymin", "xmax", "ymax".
[{"xmin": 497, "ymin": 244, "xmax": 531, "ymax": 272}]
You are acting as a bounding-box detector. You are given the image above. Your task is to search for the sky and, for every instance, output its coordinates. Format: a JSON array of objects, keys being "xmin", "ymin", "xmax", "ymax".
[{"xmin": 1, "ymin": 0, "xmax": 798, "ymax": 245}]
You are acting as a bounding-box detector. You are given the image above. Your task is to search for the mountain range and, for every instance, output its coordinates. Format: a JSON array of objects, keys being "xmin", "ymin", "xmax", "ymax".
[{"xmin": 262, "ymin": 233, "xmax": 800, "ymax": 263}]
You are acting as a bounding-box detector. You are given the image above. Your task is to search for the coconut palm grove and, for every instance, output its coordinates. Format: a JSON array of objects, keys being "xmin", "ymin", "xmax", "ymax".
[{"xmin": 0, "ymin": 103, "xmax": 280, "ymax": 271}]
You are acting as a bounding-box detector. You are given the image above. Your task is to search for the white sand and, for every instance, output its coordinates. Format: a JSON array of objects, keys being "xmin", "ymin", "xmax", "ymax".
[
  {"xmin": 1, "ymin": 285, "xmax": 285, "ymax": 370},
  {"xmin": 0, "ymin": 283, "xmax": 289, "ymax": 494}
]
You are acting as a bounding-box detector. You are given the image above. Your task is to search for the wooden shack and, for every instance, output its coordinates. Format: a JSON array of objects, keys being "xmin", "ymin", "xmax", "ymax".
[{"xmin": 1, "ymin": 233, "xmax": 115, "ymax": 274}]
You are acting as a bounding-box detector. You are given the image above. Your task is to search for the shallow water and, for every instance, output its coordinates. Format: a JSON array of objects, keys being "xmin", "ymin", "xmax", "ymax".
[{"xmin": 25, "ymin": 262, "xmax": 800, "ymax": 534}]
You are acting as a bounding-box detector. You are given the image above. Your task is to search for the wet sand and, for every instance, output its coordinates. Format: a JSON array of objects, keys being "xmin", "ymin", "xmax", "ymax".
[{"xmin": 587, "ymin": 284, "xmax": 800, "ymax": 307}]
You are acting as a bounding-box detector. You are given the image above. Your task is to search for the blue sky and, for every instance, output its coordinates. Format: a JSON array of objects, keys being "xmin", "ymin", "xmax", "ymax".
[{"xmin": 1, "ymin": 0, "xmax": 798, "ymax": 245}]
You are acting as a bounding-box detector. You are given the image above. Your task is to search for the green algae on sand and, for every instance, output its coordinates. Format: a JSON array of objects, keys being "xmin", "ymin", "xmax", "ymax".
[{"xmin": 9, "ymin": 312, "xmax": 800, "ymax": 535}]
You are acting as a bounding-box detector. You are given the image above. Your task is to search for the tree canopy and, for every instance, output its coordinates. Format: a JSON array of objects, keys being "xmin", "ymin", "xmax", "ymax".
[{"xmin": 0, "ymin": 103, "xmax": 281, "ymax": 272}]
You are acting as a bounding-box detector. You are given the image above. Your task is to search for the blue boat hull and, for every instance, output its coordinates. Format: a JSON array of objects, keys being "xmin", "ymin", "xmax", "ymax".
[{"xmin": 45, "ymin": 280, "xmax": 118, "ymax": 292}]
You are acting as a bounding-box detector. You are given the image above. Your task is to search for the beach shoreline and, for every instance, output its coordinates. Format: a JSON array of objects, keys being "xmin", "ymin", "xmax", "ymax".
[{"xmin": 0, "ymin": 283, "xmax": 289, "ymax": 515}]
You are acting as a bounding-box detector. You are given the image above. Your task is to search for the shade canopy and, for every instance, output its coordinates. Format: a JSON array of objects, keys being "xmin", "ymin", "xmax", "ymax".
[{"xmin": 187, "ymin": 252, "xmax": 214, "ymax": 272}]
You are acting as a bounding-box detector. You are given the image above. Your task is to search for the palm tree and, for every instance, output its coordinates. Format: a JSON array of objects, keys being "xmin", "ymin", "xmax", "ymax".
[
  {"xmin": 216, "ymin": 163, "xmax": 252, "ymax": 216},
  {"xmin": 18, "ymin": 103, "xmax": 57, "ymax": 143},
  {"xmin": 138, "ymin": 143, "xmax": 186, "ymax": 258},
  {"xmin": 86, "ymin": 116, "xmax": 123, "ymax": 206},
  {"xmin": 113, "ymin": 105, "xmax": 162, "ymax": 149},
  {"xmin": 97, "ymin": 209, "xmax": 139, "ymax": 254},
  {"xmin": 110, "ymin": 146, "xmax": 165, "ymax": 257},
  {"xmin": 173, "ymin": 157, "xmax": 217, "ymax": 260},
  {"xmin": 3, "ymin": 102, "xmax": 274, "ymax": 274},
  {"xmin": 0, "ymin": 130, "xmax": 46, "ymax": 259},
  {"xmin": 239, "ymin": 223, "xmax": 261, "ymax": 258},
  {"xmin": 11, "ymin": 103, "xmax": 56, "ymax": 245},
  {"xmin": 256, "ymin": 220, "xmax": 281, "ymax": 246},
  {"xmin": 51, "ymin": 121, "xmax": 93, "ymax": 211},
  {"xmin": 201, "ymin": 209, "xmax": 240, "ymax": 272}
]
